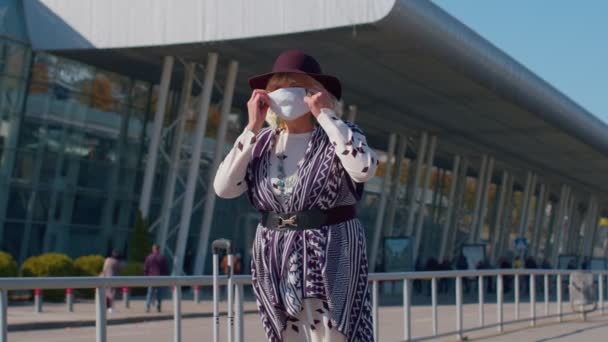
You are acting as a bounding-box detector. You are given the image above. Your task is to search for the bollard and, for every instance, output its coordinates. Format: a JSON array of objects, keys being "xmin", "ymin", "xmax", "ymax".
[
  {"xmin": 66, "ymin": 288, "xmax": 74, "ymax": 312},
  {"xmin": 34, "ymin": 289, "xmax": 42, "ymax": 313},
  {"xmin": 122, "ymin": 287, "xmax": 130, "ymax": 309},
  {"xmin": 193, "ymin": 285, "xmax": 200, "ymax": 303}
]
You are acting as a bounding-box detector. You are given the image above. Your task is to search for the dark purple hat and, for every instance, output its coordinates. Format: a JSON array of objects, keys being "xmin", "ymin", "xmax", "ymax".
[{"xmin": 248, "ymin": 50, "xmax": 342, "ymax": 99}]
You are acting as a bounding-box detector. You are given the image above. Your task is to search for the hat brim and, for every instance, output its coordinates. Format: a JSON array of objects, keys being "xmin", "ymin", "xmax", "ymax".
[{"xmin": 249, "ymin": 69, "xmax": 342, "ymax": 100}]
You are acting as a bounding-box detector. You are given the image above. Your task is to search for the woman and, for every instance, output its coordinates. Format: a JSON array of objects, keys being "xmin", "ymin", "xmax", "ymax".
[
  {"xmin": 214, "ymin": 50, "xmax": 378, "ymax": 342},
  {"xmin": 100, "ymin": 249, "xmax": 121, "ymax": 313}
]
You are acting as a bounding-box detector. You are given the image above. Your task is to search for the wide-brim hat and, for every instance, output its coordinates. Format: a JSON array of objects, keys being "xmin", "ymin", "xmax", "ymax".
[{"xmin": 248, "ymin": 50, "xmax": 342, "ymax": 100}]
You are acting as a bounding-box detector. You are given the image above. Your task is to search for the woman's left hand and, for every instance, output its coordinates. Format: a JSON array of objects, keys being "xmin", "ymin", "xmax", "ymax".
[{"xmin": 304, "ymin": 88, "xmax": 333, "ymax": 117}]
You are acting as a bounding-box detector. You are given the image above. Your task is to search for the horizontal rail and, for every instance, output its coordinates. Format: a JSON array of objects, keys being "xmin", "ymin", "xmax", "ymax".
[
  {"xmin": 1, "ymin": 269, "xmax": 605, "ymax": 291},
  {"xmin": 1, "ymin": 269, "xmax": 606, "ymax": 342}
]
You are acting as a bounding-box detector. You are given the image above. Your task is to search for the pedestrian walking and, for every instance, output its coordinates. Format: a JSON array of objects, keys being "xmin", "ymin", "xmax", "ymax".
[
  {"xmin": 214, "ymin": 50, "xmax": 379, "ymax": 341},
  {"xmin": 144, "ymin": 244, "xmax": 169, "ymax": 313},
  {"xmin": 100, "ymin": 250, "xmax": 122, "ymax": 313}
]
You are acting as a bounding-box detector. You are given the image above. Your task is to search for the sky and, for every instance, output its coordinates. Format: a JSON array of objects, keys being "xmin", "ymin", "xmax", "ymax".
[{"xmin": 432, "ymin": 0, "xmax": 608, "ymax": 123}]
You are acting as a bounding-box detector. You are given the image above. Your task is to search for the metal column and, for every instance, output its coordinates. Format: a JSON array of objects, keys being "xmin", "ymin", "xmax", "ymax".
[
  {"xmin": 438, "ymin": 155, "xmax": 461, "ymax": 260},
  {"xmin": 193, "ymin": 60, "xmax": 239, "ymax": 275},
  {"xmin": 445, "ymin": 158, "xmax": 469, "ymax": 259},
  {"xmin": 551, "ymin": 185, "xmax": 569, "ymax": 265},
  {"xmin": 496, "ymin": 176, "xmax": 515, "ymax": 259},
  {"xmin": 173, "ymin": 54, "xmax": 218, "ymax": 275},
  {"xmin": 474, "ymin": 157, "xmax": 494, "ymax": 242},
  {"xmin": 530, "ymin": 184, "xmax": 547, "ymax": 256},
  {"xmin": 369, "ymin": 133, "xmax": 397, "ymax": 271},
  {"xmin": 413, "ymin": 135, "xmax": 437, "ymax": 261},
  {"xmin": 139, "ymin": 56, "xmax": 175, "ymax": 219},
  {"xmin": 157, "ymin": 62, "xmax": 196, "ymax": 254},
  {"xmin": 386, "ymin": 135, "xmax": 408, "ymax": 237},
  {"xmin": 517, "ymin": 172, "xmax": 534, "ymax": 238},
  {"xmin": 469, "ymin": 155, "xmax": 488, "ymax": 243},
  {"xmin": 405, "ymin": 133, "xmax": 428, "ymax": 236},
  {"xmin": 491, "ymin": 172, "xmax": 509, "ymax": 262}
]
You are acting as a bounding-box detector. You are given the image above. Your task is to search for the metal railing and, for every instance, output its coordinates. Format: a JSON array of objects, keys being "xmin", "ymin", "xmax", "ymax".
[{"xmin": 1, "ymin": 269, "xmax": 606, "ymax": 342}]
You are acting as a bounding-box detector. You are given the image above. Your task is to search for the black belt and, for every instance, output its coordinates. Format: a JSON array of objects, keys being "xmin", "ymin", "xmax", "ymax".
[{"xmin": 261, "ymin": 205, "xmax": 357, "ymax": 231}]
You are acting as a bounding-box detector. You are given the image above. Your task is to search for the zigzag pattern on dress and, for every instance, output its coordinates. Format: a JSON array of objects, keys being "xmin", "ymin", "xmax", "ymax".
[{"xmin": 247, "ymin": 119, "xmax": 374, "ymax": 341}]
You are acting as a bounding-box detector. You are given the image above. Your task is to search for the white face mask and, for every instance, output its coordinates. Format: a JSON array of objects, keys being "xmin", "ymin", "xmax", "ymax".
[{"xmin": 267, "ymin": 87, "xmax": 310, "ymax": 121}]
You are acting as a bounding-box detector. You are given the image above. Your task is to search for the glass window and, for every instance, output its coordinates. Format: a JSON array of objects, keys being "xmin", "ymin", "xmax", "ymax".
[
  {"xmin": 0, "ymin": 41, "xmax": 29, "ymax": 77},
  {"xmin": 131, "ymin": 81, "xmax": 150, "ymax": 109},
  {"xmin": 0, "ymin": 74, "xmax": 27, "ymax": 114},
  {"xmin": 72, "ymin": 194, "xmax": 105, "ymax": 225},
  {"xmin": 1, "ymin": 221, "xmax": 23, "ymax": 258},
  {"xmin": 6, "ymin": 188, "xmax": 29, "ymax": 219},
  {"xmin": 91, "ymin": 71, "xmax": 131, "ymax": 107},
  {"xmin": 0, "ymin": 0, "xmax": 30, "ymax": 42}
]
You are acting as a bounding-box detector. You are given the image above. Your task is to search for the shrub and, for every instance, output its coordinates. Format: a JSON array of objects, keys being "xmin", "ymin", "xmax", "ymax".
[
  {"xmin": 74, "ymin": 255, "xmax": 105, "ymax": 299},
  {"xmin": 0, "ymin": 251, "xmax": 18, "ymax": 277},
  {"xmin": 128, "ymin": 211, "xmax": 152, "ymax": 263},
  {"xmin": 120, "ymin": 262, "xmax": 147, "ymax": 295},
  {"xmin": 74, "ymin": 255, "xmax": 105, "ymax": 276},
  {"xmin": 21, "ymin": 253, "xmax": 78, "ymax": 301}
]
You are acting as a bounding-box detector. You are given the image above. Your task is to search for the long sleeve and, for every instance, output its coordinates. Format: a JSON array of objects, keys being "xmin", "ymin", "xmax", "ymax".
[
  {"xmin": 213, "ymin": 128, "xmax": 258, "ymax": 199},
  {"xmin": 316, "ymin": 108, "xmax": 378, "ymax": 183}
]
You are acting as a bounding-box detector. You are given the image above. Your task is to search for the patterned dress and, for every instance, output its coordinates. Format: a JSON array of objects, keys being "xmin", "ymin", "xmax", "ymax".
[{"xmin": 214, "ymin": 109, "xmax": 378, "ymax": 341}]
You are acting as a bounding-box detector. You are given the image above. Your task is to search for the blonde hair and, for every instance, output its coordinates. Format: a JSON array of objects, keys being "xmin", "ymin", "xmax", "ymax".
[{"xmin": 264, "ymin": 73, "xmax": 343, "ymax": 129}]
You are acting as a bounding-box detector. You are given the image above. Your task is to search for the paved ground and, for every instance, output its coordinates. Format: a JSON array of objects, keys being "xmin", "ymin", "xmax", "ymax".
[{"xmin": 6, "ymin": 288, "xmax": 608, "ymax": 341}]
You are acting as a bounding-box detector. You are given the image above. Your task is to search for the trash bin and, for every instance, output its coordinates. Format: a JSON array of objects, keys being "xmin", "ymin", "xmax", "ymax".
[{"xmin": 569, "ymin": 272, "xmax": 597, "ymax": 319}]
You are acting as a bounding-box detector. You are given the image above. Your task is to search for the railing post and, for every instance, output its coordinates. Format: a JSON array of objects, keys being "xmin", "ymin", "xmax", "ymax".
[
  {"xmin": 478, "ymin": 275, "xmax": 484, "ymax": 327},
  {"xmin": 514, "ymin": 274, "xmax": 520, "ymax": 320},
  {"xmin": 544, "ymin": 274, "xmax": 549, "ymax": 316},
  {"xmin": 173, "ymin": 286, "xmax": 182, "ymax": 342},
  {"xmin": 403, "ymin": 279, "xmax": 411, "ymax": 341},
  {"xmin": 122, "ymin": 287, "xmax": 130, "ymax": 309},
  {"xmin": 599, "ymin": 274, "xmax": 604, "ymax": 315},
  {"xmin": 34, "ymin": 288, "xmax": 42, "ymax": 313},
  {"xmin": 529, "ymin": 273, "xmax": 536, "ymax": 326},
  {"xmin": 456, "ymin": 276, "xmax": 463, "ymax": 340},
  {"xmin": 497, "ymin": 275, "xmax": 503, "ymax": 332},
  {"xmin": 235, "ymin": 283, "xmax": 244, "ymax": 342},
  {"xmin": 95, "ymin": 287, "xmax": 107, "ymax": 342},
  {"xmin": 66, "ymin": 288, "xmax": 74, "ymax": 312},
  {"xmin": 557, "ymin": 274, "xmax": 562, "ymax": 322},
  {"xmin": 431, "ymin": 277, "xmax": 438, "ymax": 335},
  {"xmin": 1, "ymin": 290, "xmax": 7, "ymax": 342},
  {"xmin": 193, "ymin": 285, "xmax": 200, "ymax": 303},
  {"xmin": 372, "ymin": 280, "xmax": 379, "ymax": 342}
]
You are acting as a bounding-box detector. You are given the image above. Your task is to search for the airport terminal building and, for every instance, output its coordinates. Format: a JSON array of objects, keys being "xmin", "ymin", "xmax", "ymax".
[{"xmin": 1, "ymin": 0, "xmax": 607, "ymax": 274}]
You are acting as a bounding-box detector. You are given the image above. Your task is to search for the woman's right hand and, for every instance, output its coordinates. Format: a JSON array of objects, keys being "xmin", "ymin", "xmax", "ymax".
[{"xmin": 246, "ymin": 89, "xmax": 270, "ymax": 134}]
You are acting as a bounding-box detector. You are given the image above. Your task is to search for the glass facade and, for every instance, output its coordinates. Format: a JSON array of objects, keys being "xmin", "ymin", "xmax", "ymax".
[{"xmin": 0, "ymin": 0, "xmax": 601, "ymax": 273}]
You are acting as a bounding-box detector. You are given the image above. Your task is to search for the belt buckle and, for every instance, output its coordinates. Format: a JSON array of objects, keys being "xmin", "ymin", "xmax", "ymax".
[{"xmin": 277, "ymin": 215, "xmax": 297, "ymax": 230}]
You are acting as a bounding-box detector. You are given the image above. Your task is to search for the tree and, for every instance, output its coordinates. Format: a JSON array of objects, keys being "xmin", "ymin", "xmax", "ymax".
[{"xmin": 128, "ymin": 210, "xmax": 152, "ymax": 263}]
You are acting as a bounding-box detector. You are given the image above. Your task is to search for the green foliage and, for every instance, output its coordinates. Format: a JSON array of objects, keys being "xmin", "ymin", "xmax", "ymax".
[
  {"xmin": 120, "ymin": 262, "xmax": 144, "ymax": 276},
  {"xmin": 0, "ymin": 251, "xmax": 18, "ymax": 277},
  {"xmin": 21, "ymin": 253, "xmax": 78, "ymax": 301},
  {"xmin": 121, "ymin": 262, "xmax": 146, "ymax": 295},
  {"xmin": 128, "ymin": 210, "xmax": 152, "ymax": 263},
  {"xmin": 74, "ymin": 255, "xmax": 105, "ymax": 276}
]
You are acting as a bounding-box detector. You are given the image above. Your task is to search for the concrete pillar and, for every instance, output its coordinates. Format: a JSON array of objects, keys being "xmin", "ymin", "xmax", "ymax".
[
  {"xmin": 469, "ymin": 155, "xmax": 488, "ymax": 243},
  {"xmin": 438, "ymin": 155, "xmax": 461, "ymax": 260},
  {"xmin": 405, "ymin": 133, "xmax": 428, "ymax": 236},
  {"xmin": 139, "ymin": 56, "xmax": 174, "ymax": 219},
  {"xmin": 385, "ymin": 135, "xmax": 408, "ymax": 237},
  {"xmin": 193, "ymin": 60, "xmax": 239, "ymax": 275},
  {"xmin": 173, "ymin": 54, "xmax": 218, "ymax": 275},
  {"xmin": 413, "ymin": 135, "xmax": 437, "ymax": 261},
  {"xmin": 369, "ymin": 133, "xmax": 398, "ymax": 272}
]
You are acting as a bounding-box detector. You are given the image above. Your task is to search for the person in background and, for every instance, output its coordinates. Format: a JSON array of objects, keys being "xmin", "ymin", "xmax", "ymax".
[
  {"xmin": 455, "ymin": 253, "xmax": 469, "ymax": 293},
  {"xmin": 144, "ymin": 244, "xmax": 169, "ymax": 313},
  {"xmin": 439, "ymin": 257, "xmax": 452, "ymax": 294},
  {"xmin": 101, "ymin": 249, "xmax": 122, "ymax": 313}
]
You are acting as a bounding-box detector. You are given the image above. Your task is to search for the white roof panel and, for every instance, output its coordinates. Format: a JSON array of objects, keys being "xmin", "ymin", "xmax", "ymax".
[{"xmin": 24, "ymin": 0, "xmax": 395, "ymax": 50}]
